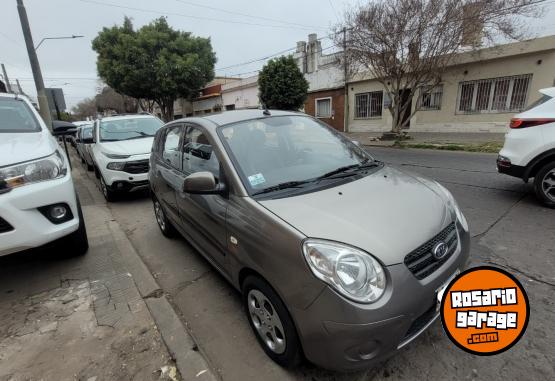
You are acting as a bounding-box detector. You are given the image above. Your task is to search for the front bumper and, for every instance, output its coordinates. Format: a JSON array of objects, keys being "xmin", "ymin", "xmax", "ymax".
[
  {"xmin": 293, "ymin": 221, "xmax": 471, "ymax": 371},
  {"xmin": 0, "ymin": 173, "xmax": 80, "ymax": 256},
  {"xmin": 97, "ymin": 155, "xmax": 150, "ymax": 190}
]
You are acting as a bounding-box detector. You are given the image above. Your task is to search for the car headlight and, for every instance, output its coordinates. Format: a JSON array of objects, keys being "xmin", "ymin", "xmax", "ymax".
[
  {"xmin": 107, "ymin": 162, "xmax": 126, "ymax": 171},
  {"xmin": 0, "ymin": 150, "xmax": 67, "ymax": 192},
  {"xmin": 102, "ymin": 152, "xmax": 130, "ymax": 159},
  {"xmin": 436, "ymin": 183, "xmax": 468, "ymax": 231},
  {"xmin": 302, "ymin": 239, "xmax": 386, "ymax": 303}
]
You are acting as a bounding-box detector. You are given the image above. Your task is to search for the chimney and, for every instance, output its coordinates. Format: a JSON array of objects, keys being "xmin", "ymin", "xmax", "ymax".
[
  {"xmin": 306, "ymin": 34, "xmax": 322, "ymax": 74},
  {"xmin": 461, "ymin": 2, "xmax": 484, "ymax": 47}
]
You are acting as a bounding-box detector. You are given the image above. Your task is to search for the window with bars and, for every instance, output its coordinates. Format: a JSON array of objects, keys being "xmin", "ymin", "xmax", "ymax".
[
  {"xmin": 456, "ymin": 74, "xmax": 532, "ymax": 114},
  {"xmin": 355, "ymin": 91, "xmax": 383, "ymax": 118},
  {"xmin": 418, "ymin": 85, "xmax": 443, "ymax": 110},
  {"xmin": 315, "ymin": 98, "xmax": 332, "ymax": 118}
]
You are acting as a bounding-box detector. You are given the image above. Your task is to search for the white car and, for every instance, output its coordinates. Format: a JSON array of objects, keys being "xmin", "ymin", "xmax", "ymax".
[
  {"xmin": 90, "ymin": 114, "xmax": 164, "ymax": 201},
  {"xmin": 0, "ymin": 93, "xmax": 88, "ymax": 257},
  {"xmin": 497, "ymin": 87, "xmax": 555, "ymax": 207}
]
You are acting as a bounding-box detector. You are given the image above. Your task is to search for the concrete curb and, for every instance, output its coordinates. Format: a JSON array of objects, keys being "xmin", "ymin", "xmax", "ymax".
[{"xmin": 107, "ymin": 218, "xmax": 218, "ymax": 381}]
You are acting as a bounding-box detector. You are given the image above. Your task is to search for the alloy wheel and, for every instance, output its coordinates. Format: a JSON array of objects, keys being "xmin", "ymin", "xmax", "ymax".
[
  {"xmin": 154, "ymin": 200, "xmax": 166, "ymax": 231},
  {"xmin": 247, "ymin": 289, "xmax": 286, "ymax": 354},
  {"xmin": 542, "ymin": 168, "xmax": 555, "ymax": 202}
]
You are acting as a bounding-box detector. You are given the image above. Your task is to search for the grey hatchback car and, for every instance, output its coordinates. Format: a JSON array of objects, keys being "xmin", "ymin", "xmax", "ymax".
[{"xmin": 149, "ymin": 110, "xmax": 470, "ymax": 371}]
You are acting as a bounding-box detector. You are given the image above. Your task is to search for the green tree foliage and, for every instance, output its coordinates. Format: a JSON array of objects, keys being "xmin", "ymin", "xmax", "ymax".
[
  {"xmin": 92, "ymin": 17, "xmax": 216, "ymax": 121},
  {"xmin": 258, "ymin": 56, "xmax": 308, "ymax": 110}
]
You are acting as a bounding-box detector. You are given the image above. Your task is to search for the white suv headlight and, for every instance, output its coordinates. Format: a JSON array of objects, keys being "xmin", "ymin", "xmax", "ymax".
[
  {"xmin": 0, "ymin": 150, "xmax": 67, "ymax": 192},
  {"xmin": 302, "ymin": 239, "xmax": 386, "ymax": 303}
]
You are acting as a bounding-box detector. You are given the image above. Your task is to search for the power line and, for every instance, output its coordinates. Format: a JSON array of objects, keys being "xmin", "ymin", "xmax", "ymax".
[
  {"xmin": 174, "ymin": 0, "xmax": 327, "ymax": 31},
  {"xmin": 77, "ymin": 0, "xmax": 321, "ymax": 31}
]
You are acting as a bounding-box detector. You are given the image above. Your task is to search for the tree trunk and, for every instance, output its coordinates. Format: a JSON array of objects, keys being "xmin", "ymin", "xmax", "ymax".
[{"xmin": 159, "ymin": 99, "xmax": 174, "ymax": 122}]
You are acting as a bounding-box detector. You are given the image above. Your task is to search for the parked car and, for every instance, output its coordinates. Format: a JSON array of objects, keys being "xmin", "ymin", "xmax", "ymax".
[
  {"xmin": 90, "ymin": 114, "xmax": 164, "ymax": 201},
  {"xmin": 75, "ymin": 123, "xmax": 94, "ymax": 170},
  {"xmin": 497, "ymin": 87, "xmax": 555, "ymax": 207},
  {"xmin": 0, "ymin": 93, "xmax": 88, "ymax": 257},
  {"xmin": 149, "ymin": 110, "xmax": 470, "ymax": 371}
]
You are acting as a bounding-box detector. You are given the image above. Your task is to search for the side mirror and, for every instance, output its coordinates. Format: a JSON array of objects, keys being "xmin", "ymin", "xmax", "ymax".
[
  {"xmin": 51, "ymin": 120, "xmax": 77, "ymax": 136},
  {"xmin": 183, "ymin": 171, "xmax": 226, "ymax": 195}
]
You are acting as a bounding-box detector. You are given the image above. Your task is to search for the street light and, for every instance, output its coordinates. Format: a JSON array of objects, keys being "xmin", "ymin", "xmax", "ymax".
[{"xmin": 35, "ymin": 35, "xmax": 84, "ymax": 50}]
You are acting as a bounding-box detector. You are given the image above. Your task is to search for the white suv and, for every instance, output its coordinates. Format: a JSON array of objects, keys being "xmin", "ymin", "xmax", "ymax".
[
  {"xmin": 0, "ymin": 93, "xmax": 88, "ymax": 256},
  {"xmin": 497, "ymin": 87, "xmax": 555, "ymax": 207},
  {"xmin": 90, "ymin": 114, "xmax": 164, "ymax": 201}
]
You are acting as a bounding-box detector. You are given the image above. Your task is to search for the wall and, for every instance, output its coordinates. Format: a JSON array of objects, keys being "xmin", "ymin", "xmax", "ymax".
[
  {"xmin": 348, "ymin": 49, "xmax": 555, "ymax": 133},
  {"xmin": 304, "ymin": 88, "xmax": 345, "ymax": 131},
  {"xmin": 221, "ymin": 75, "xmax": 260, "ymax": 109}
]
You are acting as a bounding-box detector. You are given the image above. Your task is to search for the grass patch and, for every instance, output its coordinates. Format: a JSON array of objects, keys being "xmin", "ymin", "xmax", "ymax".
[{"xmin": 393, "ymin": 141, "xmax": 503, "ymax": 153}]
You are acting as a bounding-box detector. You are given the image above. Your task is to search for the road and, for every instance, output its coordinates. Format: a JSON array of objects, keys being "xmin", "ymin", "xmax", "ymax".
[{"xmin": 102, "ymin": 148, "xmax": 554, "ymax": 380}]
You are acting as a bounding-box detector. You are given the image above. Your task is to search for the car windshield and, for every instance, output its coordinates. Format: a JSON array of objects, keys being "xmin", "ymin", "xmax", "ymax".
[
  {"xmin": 100, "ymin": 117, "xmax": 163, "ymax": 141},
  {"xmin": 0, "ymin": 98, "xmax": 41, "ymax": 133},
  {"xmin": 219, "ymin": 115, "xmax": 375, "ymax": 195}
]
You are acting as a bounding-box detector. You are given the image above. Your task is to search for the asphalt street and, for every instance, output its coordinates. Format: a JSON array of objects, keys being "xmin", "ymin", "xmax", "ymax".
[{"xmin": 46, "ymin": 148, "xmax": 555, "ymax": 380}]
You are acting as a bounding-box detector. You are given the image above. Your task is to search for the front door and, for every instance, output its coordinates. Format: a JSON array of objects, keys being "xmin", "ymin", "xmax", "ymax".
[{"xmin": 176, "ymin": 124, "xmax": 229, "ymax": 273}]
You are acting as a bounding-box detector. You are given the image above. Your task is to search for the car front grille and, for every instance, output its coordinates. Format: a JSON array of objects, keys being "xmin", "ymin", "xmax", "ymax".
[
  {"xmin": 0, "ymin": 216, "xmax": 14, "ymax": 233},
  {"xmin": 123, "ymin": 160, "xmax": 149, "ymax": 174},
  {"xmin": 404, "ymin": 222, "xmax": 458, "ymax": 280}
]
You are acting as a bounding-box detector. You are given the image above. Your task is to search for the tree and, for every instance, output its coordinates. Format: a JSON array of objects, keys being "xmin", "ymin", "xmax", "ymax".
[
  {"xmin": 92, "ymin": 17, "xmax": 216, "ymax": 121},
  {"xmin": 337, "ymin": 0, "xmax": 542, "ymax": 136},
  {"xmin": 258, "ymin": 56, "xmax": 309, "ymax": 110},
  {"xmin": 72, "ymin": 97, "xmax": 97, "ymax": 120}
]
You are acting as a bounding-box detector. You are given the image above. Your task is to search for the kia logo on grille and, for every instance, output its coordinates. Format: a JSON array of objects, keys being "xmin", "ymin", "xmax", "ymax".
[{"xmin": 432, "ymin": 241, "xmax": 448, "ymax": 260}]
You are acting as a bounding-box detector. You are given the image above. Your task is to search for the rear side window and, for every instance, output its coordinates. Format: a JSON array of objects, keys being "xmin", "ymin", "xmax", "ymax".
[
  {"xmin": 0, "ymin": 98, "xmax": 41, "ymax": 132},
  {"xmin": 162, "ymin": 126, "xmax": 182, "ymax": 169},
  {"xmin": 524, "ymin": 94, "xmax": 553, "ymax": 111}
]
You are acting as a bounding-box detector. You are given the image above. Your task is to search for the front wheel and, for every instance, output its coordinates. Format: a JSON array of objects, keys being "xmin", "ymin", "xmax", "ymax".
[
  {"xmin": 533, "ymin": 161, "xmax": 555, "ymax": 208},
  {"xmin": 99, "ymin": 176, "xmax": 116, "ymax": 202},
  {"xmin": 242, "ymin": 276, "xmax": 302, "ymax": 368},
  {"xmin": 59, "ymin": 197, "xmax": 89, "ymax": 257}
]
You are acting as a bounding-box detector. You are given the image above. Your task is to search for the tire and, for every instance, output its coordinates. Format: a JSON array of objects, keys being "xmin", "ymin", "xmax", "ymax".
[
  {"xmin": 533, "ymin": 161, "xmax": 555, "ymax": 208},
  {"xmin": 59, "ymin": 196, "xmax": 89, "ymax": 257},
  {"xmin": 152, "ymin": 196, "xmax": 177, "ymax": 238},
  {"xmin": 242, "ymin": 275, "xmax": 302, "ymax": 368},
  {"xmin": 99, "ymin": 175, "xmax": 116, "ymax": 202},
  {"xmin": 86, "ymin": 163, "xmax": 94, "ymax": 172}
]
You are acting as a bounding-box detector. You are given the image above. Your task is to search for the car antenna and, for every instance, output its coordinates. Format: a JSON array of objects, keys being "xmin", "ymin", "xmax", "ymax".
[{"xmin": 262, "ymin": 104, "xmax": 271, "ymax": 116}]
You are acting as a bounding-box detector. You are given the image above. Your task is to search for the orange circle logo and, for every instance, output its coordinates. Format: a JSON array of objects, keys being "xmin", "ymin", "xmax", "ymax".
[{"xmin": 440, "ymin": 266, "xmax": 529, "ymax": 355}]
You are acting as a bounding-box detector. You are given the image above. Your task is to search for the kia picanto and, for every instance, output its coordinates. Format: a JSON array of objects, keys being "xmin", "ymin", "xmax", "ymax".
[{"xmin": 148, "ymin": 110, "xmax": 470, "ymax": 371}]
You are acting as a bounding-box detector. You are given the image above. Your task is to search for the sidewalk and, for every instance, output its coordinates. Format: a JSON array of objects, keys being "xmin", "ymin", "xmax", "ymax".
[
  {"xmin": 346, "ymin": 131, "xmax": 505, "ymax": 148},
  {"xmin": 0, "ymin": 156, "xmax": 215, "ymax": 380}
]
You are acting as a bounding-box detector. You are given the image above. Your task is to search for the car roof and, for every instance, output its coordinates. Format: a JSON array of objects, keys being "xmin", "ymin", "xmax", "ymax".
[
  {"xmin": 175, "ymin": 109, "xmax": 304, "ymax": 129},
  {"xmin": 100, "ymin": 114, "xmax": 158, "ymax": 122},
  {"xmin": 539, "ymin": 87, "xmax": 555, "ymax": 97}
]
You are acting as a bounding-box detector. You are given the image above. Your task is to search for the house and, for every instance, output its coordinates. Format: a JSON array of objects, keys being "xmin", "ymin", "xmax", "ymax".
[
  {"xmin": 295, "ymin": 33, "xmax": 555, "ymax": 133},
  {"xmin": 294, "ymin": 34, "xmax": 345, "ymax": 131},
  {"xmin": 221, "ymin": 75, "xmax": 260, "ymax": 110},
  {"xmin": 192, "ymin": 77, "xmax": 240, "ymax": 116}
]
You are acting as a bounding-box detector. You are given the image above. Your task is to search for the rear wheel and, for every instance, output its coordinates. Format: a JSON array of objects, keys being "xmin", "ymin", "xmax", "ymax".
[
  {"xmin": 153, "ymin": 197, "xmax": 177, "ymax": 238},
  {"xmin": 242, "ymin": 276, "xmax": 302, "ymax": 368},
  {"xmin": 534, "ymin": 161, "xmax": 555, "ymax": 208}
]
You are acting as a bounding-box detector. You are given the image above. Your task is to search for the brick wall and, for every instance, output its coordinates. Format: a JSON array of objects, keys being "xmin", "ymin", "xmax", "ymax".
[{"xmin": 304, "ymin": 88, "xmax": 345, "ymax": 131}]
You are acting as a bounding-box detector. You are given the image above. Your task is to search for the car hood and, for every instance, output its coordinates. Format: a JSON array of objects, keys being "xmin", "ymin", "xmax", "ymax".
[
  {"xmin": 100, "ymin": 137, "xmax": 154, "ymax": 156},
  {"xmin": 0, "ymin": 131, "xmax": 57, "ymax": 167},
  {"xmin": 258, "ymin": 166, "xmax": 452, "ymax": 266}
]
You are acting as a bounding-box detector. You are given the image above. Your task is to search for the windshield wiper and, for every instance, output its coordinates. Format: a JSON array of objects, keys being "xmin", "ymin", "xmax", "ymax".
[
  {"xmin": 316, "ymin": 160, "xmax": 379, "ymax": 182},
  {"xmin": 252, "ymin": 180, "xmax": 311, "ymax": 196}
]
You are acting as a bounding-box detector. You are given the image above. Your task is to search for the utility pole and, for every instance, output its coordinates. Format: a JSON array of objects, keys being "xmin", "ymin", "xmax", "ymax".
[
  {"xmin": 1, "ymin": 64, "xmax": 13, "ymax": 93},
  {"xmin": 342, "ymin": 27, "xmax": 349, "ymax": 133},
  {"xmin": 16, "ymin": 0, "xmax": 52, "ymax": 130}
]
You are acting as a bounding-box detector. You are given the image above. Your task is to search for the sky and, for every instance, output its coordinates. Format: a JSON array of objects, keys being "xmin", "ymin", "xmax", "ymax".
[{"xmin": 1, "ymin": 0, "xmax": 555, "ymax": 109}]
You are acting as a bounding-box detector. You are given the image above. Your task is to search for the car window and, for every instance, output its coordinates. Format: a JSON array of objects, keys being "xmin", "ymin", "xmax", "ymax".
[
  {"xmin": 162, "ymin": 126, "xmax": 182, "ymax": 169},
  {"xmin": 81, "ymin": 126, "xmax": 93, "ymax": 140},
  {"xmin": 0, "ymin": 98, "xmax": 41, "ymax": 133},
  {"xmin": 182, "ymin": 126, "xmax": 220, "ymax": 179},
  {"xmin": 99, "ymin": 117, "xmax": 163, "ymax": 141}
]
